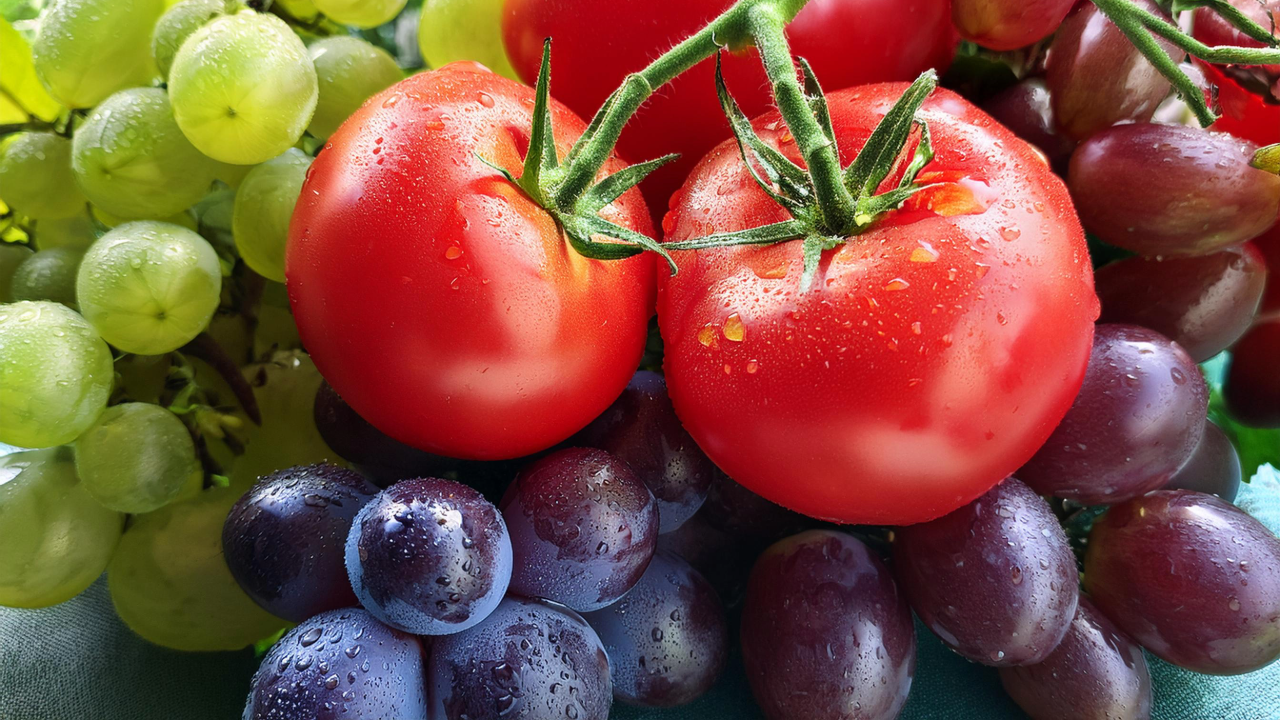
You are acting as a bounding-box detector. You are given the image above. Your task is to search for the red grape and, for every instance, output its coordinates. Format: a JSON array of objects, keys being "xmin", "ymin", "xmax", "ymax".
[
  {"xmin": 1085, "ymin": 490, "xmax": 1280, "ymax": 674},
  {"xmin": 893, "ymin": 477, "xmax": 1079, "ymax": 666},
  {"xmin": 1256, "ymin": 218, "xmax": 1280, "ymax": 316},
  {"xmin": 981, "ymin": 78, "xmax": 1077, "ymax": 170},
  {"xmin": 700, "ymin": 469, "xmax": 809, "ymax": 542},
  {"xmin": 952, "ymin": 0, "xmax": 1076, "ymax": 51},
  {"xmin": 1225, "ymin": 317, "xmax": 1280, "ymax": 428},
  {"xmin": 1164, "ymin": 421, "xmax": 1243, "ymax": 502}
]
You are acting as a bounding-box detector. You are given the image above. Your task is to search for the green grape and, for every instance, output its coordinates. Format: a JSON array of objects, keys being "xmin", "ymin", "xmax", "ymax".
[
  {"xmin": 114, "ymin": 352, "xmax": 172, "ymax": 404},
  {"xmin": 307, "ymin": 36, "xmax": 403, "ymax": 139},
  {"xmin": 0, "ymin": 302, "xmax": 113, "ymax": 449},
  {"xmin": 0, "ymin": 448, "xmax": 124, "ymax": 608},
  {"xmin": 0, "ymin": 132, "xmax": 87, "ymax": 220},
  {"xmin": 418, "ymin": 0, "xmax": 517, "ymax": 79},
  {"xmin": 108, "ymin": 487, "xmax": 286, "ymax": 650},
  {"xmin": 213, "ymin": 160, "xmax": 254, "ymax": 189},
  {"xmin": 90, "ymin": 204, "xmax": 197, "ymax": 232},
  {"xmin": 9, "ymin": 246, "xmax": 83, "ymax": 307},
  {"xmin": 151, "ymin": 0, "xmax": 227, "ymax": 80},
  {"xmin": 168, "ymin": 10, "xmax": 318, "ymax": 165},
  {"xmin": 231, "ymin": 148, "xmax": 310, "ymax": 282},
  {"xmin": 313, "ymin": 0, "xmax": 406, "ymax": 28},
  {"xmin": 74, "ymin": 402, "xmax": 200, "ymax": 513},
  {"xmin": 0, "ymin": 243, "xmax": 35, "ymax": 301},
  {"xmin": 33, "ymin": 213, "xmax": 97, "ymax": 251},
  {"xmin": 76, "ymin": 221, "xmax": 222, "ymax": 355},
  {"xmin": 32, "ymin": 0, "xmax": 165, "ymax": 108},
  {"xmin": 253, "ymin": 279, "xmax": 302, "ymax": 357},
  {"xmin": 71, "ymin": 87, "xmax": 220, "ymax": 221}
]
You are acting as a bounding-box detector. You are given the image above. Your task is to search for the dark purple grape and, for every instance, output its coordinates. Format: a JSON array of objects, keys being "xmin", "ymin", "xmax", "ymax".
[
  {"xmin": 345, "ymin": 477, "xmax": 511, "ymax": 635},
  {"xmin": 222, "ymin": 463, "xmax": 379, "ymax": 623},
  {"xmin": 1096, "ymin": 245, "xmax": 1268, "ymax": 362},
  {"xmin": 999, "ymin": 598, "xmax": 1152, "ymax": 720},
  {"xmin": 1045, "ymin": 0, "xmax": 1176, "ymax": 141},
  {"xmin": 583, "ymin": 550, "xmax": 728, "ymax": 708},
  {"xmin": 981, "ymin": 78, "xmax": 1076, "ymax": 169},
  {"xmin": 893, "ymin": 477, "xmax": 1078, "ymax": 666},
  {"xmin": 314, "ymin": 380, "xmax": 459, "ymax": 484},
  {"xmin": 501, "ymin": 447, "xmax": 659, "ymax": 612},
  {"xmin": 1019, "ymin": 325, "xmax": 1207, "ymax": 505},
  {"xmin": 701, "ymin": 468, "xmax": 809, "ymax": 543},
  {"xmin": 244, "ymin": 608, "xmax": 427, "ymax": 720},
  {"xmin": 428, "ymin": 596, "xmax": 612, "ymax": 720},
  {"xmin": 574, "ymin": 371, "xmax": 713, "ymax": 533},
  {"xmin": 657, "ymin": 511, "xmax": 755, "ymax": 605},
  {"xmin": 1069, "ymin": 123, "xmax": 1280, "ymax": 257},
  {"xmin": 741, "ymin": 530, "xmax": 916, "ymax": 720},
  {"xmin": 1225, "ymin": 318, "xmax": 1280, "ymax": 428},
  {"xmin": 1163, "ymin": 421, "xmax": 1242, "ymax": 502},
  {"xmin": 1084, "ymin": 490, "xmax": 1280, "ymax": 674}
]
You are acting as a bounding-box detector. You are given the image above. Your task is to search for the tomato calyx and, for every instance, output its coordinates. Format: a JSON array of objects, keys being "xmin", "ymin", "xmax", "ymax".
[{"xmin": 1256, "ymin": 143, "xmax": 1280, "ymax": 173}]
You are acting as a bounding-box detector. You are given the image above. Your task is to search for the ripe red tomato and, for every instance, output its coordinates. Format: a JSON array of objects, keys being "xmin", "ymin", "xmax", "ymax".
[
  {"xmin": 658, "ymin": 84, "xmax": 1099, "ymax": 525},
  {"xmin": 502, "ymin": 0, "xmax": 956, "ymax": 221},
  {"xmin": 287, "ymin": 63, "xmax": 656, "ymax": 460}
]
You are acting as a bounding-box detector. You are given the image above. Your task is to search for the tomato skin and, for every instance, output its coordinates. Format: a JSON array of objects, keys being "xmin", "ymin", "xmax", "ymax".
[
  {"xmin": 287, "ymin": 63, "xmax": 656, "ymax": 460},
  {"xmin": 502, "ymin": 0, "xmax": 956, "ymax": 222},
  {"xmin": 657, "ymin": 85, "xmax": 1098, "ymax": 525}
]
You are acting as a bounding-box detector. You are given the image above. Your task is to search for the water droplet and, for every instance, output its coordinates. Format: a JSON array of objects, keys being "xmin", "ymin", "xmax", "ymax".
[
  {"xmin": 300, "ymin": 628, "xmax": 322, "ymax": 647},
  {"xmin": 746, "ymin": 360, "xmax": 760, "ymax": 374},
  {"xmin": 1228, "ymin": 598, "xmax": 1241, "ymax": 611},
  {"xmin": 722, "ymin": 313, "xmax": 745, "ymax": 342},
  {"xmin": 478, "ymin": 92, "xmax": 495, "ymax": 108},
  {"xmin": 910, "ymin": 243, "xmax": 939, "ymax": 263},
  {"xmin": 884, "ymin": 278, "xmax": 910, "ymax": 292},
  {"xmin": 445, "ymin": 246, "xmax": 464, "ymax": 260},
  {"xmin": 1000, "ymin": 226, "xmax": 1022, "ymax": 241},
  {"xmin": 697, "ymin": 323, "xmax": 718, "ymax": 348}
]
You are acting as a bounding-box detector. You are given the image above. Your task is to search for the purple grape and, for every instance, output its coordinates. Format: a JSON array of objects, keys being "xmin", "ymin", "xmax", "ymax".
[
  {"xmin": 893, "ymin": 477, "xmax": 1078, "ymax": 666},
  {"xmin": 345, "ymin": 477, "xmax": 511, "ymax": 635},
  {"xmin": 222, "ymin": 463, "xmax": 379, "ymax": 623},
  {"xmin": 1069, "ymin": 124, "xmax": 1280, "ymax": 257},
  {"xmin": 574, "ymin": 371, "xmax": 713, "ymax": 533},
  {"xmin": 701, "ymin": 468, "xmax": 808, "ymax": 543},
  {"xmin": 428, "ymin": 596, "xmax": 612, "ymax": 720},
  {"xmin": 314, "ymin": 380, "xmax": 459, "ymax": 484},
  {"xmin": 243, "ymin": 608, "xmax": 427, "ymax": 720},
  {"xmin": 999, "ymin": 598, "xmax": 1152, "ymax": 720},
  {"xmin": 1163, "ymin": 421, "xmax": 1242, "ymax": 502},
  {"xmin": 1084, "ymin": 490, "xmax": 1280, "ymax": 674},
  {"xmin": 501, "ymin": 447, "xmax": 659, "ymax": 612},
  {"xmin": 657, "ymin": 511, "xmax": 755, "ymax": 605},
  {"xmin": 741, "ymin": 530, "xmax": 916, "ymax": 720},
  {"xmin": 583, "ymin": 550, "xmax": 728, "ymax": 707},
  {"xmin": 981, "ymin": 78, "xmax": 1076, "ymax": 169},
  {"xmin": 1019, "ymin": 325, "xmax": 1207, "ymax": 505}
]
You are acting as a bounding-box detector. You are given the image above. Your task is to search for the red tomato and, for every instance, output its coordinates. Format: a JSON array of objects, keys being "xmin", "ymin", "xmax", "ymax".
[
  {"xmin": 502, "ymin": 0, "xmax": 956, "ymax": 223},
  {"xmin": 1193, "ymin": 0, "xmax": 1280, "ymax": 146},
  {"xmin": 287, "ymin": 63, "xmax": 656, "ymax": 460},
  {"xmin": 657, "ymin": 84, "xmax": 1099, "ymax": 525}
]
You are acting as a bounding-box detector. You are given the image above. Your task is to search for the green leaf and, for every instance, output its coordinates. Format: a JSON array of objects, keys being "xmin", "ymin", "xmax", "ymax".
[
  {"xmin": 519, "ymin": 38, "xmax": 558, "ymax": 203},
  {"xmin": 843, "ymin": 70, "xmax": 937, "ymax": 200},
  {"xmin": 897, "ymin": 121, "xmax": 935, "ymax": 189},
  {"xmin": 561, "ymin": 214, "xmax": 675, "ymax": 273},
  {"xmin": 578, "ymin": 153, "xmax": 678, "ymax": 215},
  {"xmin": 797, "ymin": 58, "xmax": 835, "ymax": 145},
  {"xmin": 0, "ymin": 18, "xmax": 62, "ymax": 124},
  {"xmin": 663, "ymin": 218, "xmax": 807, "ymax": 252}
]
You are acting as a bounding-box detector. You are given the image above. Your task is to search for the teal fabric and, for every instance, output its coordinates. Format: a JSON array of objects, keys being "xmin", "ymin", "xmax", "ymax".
[{"xmin": 3, "ymin": 467, "xmax": 1279, "ymax": 719}]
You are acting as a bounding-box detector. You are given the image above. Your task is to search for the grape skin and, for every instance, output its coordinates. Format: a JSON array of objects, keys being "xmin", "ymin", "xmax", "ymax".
[
  {"xmin": 232, "ymin": 148, "xmax": 311, "ymax": 282},
  {"xmin": 0, "ymin": 301, "xmax": 113, "ymax": 449},
  {"xmin": 9, "ymin": 246, "xmax": 83, "ymax": 307},
  {"xmin": 313, "ymin": 0, "xmax": 407, "ymax": 28},
  {"xmin": 0, "ymin": 132, "xmax": 87, "ymax": 219},
  {"xmin": 32, "ymin": 0, "xmax": 165, "ymax": 108},
  {"xmin": 151, "ymin": 0, "xmax": 227, "ymax": 80},
  {"xmin": 74, "ymin": 403, "xmax": 201, "ymax": 514},
  {"xmin": 1163, "ymin": 421, "xmax": 1242, "ymax": 502},
  {"xmin": 417, "ymin": 0, "xmax": 518, "ymax": 79},
  {"xmin": 0, "ymin": 243, "xmax": 34, "ymax": 301},
  {"xmin": 307, "ymin": 36, "xmax": 403, "ymax": 140}
]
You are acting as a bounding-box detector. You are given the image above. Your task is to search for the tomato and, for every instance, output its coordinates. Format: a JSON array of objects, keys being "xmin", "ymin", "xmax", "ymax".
[
  {"xmin": 657, "ymin": 84, "xmax": 1098, "ymax": 525},
  {"xmin": 502, "ymin": 0, "xmax": 956, "ymax": 223},
  {"xmin": 1193, "ymin": 0, "xmax": 1280, "ymax": 146},
  {"xmin": 286, "ymin": 63, "xmax": 656, "ymax": 460}
]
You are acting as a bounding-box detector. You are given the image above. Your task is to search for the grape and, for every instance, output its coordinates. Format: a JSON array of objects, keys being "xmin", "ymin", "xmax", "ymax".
[
  {"xmin": 656, "ymin": 512, "xmax": 754, "ymax": 605},
  {"xmin": 1045, "ymin": 0, "xmax": 1176, "ymax": 141},
  {"xmin": 1194, "ymin": 1, "xmax": 1280, "ymax": 85},
  {"xmin": 231, "ymin": 148, "xmax": 310, "ymax": 282},
  {"xmin": 168, "ymin": 10, "xmax": 318, "ymax": 165},
  {"xmin": 76, "ymin": 220, "xmax": 222, "ymax": 355},
  {"xmin": 0, "ymin": 448, "xmax": 123, "ymax": 608},
  {"xmin": 501, "ymin": 447, "xmax": 659, "ymax": 612},
  {"xmin": 108, "ymin": 487, "xmax": 286, "ymax": 651},
  {"xmin": 222, "ymin": 464, "xmax": 377, "ymax": 622},
  {"xmin": 1070, "ymin": 124, "xmax": 1280, "ymax": 257},
  {"xmin": 418, "ymin": 0, "xmax": 517, "ymax": 79},
  {"xmin": 307, "ymin": 36, "xmax": 403, "ymax": 139},
  {"xmin": 1225, "ymin": 318, "xmax": 1280, "ymax": 428},
  {"xmin": 742, "ymin": 530, "xmax": 916, "ymax": 720},
  {"xmin": 33, "ymin": 213, "xmax": 97, "ymax": 251},
  {"xmin": 1084, "ymin": 490, "xmax": 1280, "ymax": 674},
  {"xmin": 0, "ymin": 132, "xmax": 86, "ymax": 219},
  {"xmin": 74, "ymin": 402, "xmax": 200, "ymax": 513},
  {"xmin": 151, "ymin": 0, "xmax": 227, "ymax": 80},
  {"xmin": 575, "ymin": 371, "xmax": 714, "ymax": 533},
  {"xmin": 428, "ymin": 596, "xmax": 613, "ymax": 720},
  {"xmin": 244, "ymin": 608, "xmax": 428, "ymax": 720},
  {"xmin": 71, "ymin": 87, "xmax": 220, "ymax": 221},
  {"xmin": 8, "ymin": 246, "xmax": 82, "ymax": 307},
  {"xmin": 893, "ymin": 477, "xmax": 1078, "ymax": 666},
  {"xmin": 0, "ymin": 243, "xmax": 34, "ymax": 301},
  {"xmin": 951, "ymin": 0, "xmax": 1075, "ymax": 52},
  {"xmin": 701, "ymin": 468, "xmax": 808, "ymax": 542},
  {"xmin": 1019, "ymin": 325, "xmax": 1207, "ymax": 505},
  {"xmin": 90, "ymin": 204, "xmax": 197, "ymax": 232},
  {"xmin": 999, "ymin": 599, "xmax": 1152, "ymax": 720},
  {"xmin": 582, "ymin": 550, "xmax": 728, "ymax": 708},
  {"xmin": 346, "ymin": 477, "xmax": 511, "ymax": 635},
  {"xmin": 313, "ymin": 0, "xmax": 407, "ymax": 28},
  {"xmin": 0, "ymin": 301, "xmax": 112, "ymax": 449},
  {"xmin": 1164, "ymin": 421, "xmax": 1242, "ymax": 502},
  {"xmin": 1095, "ymin": 245, "xmax": 1267, "ymax": 362},
  {"xmin": 31, "ymin": 0, "xmax": 164, "ymax": 108},
  {"xmin": 980, "ymin": 79, "xmax": 1076, "ymax": 170}
]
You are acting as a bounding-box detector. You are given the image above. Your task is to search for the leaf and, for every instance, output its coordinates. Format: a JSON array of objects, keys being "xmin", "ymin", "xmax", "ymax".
[
  {"xmin": 797, "ymin": 58, "xmax": 835, "ymax": 145},
  {"xmin": 663, "ymin": 218, "xmax": 807, "ymax": 252},
  {"xmin": 520, "ymin": 38, "xmax": 559, "ymax": 199},
  {"xmin": 0, "ymin": 18, "xmax": 62, "ymax": 124},
  {"xmin": 578, "ymin": 153, "xmax": 678, "ymax": 215},
  {"xmin": 561, "ymin": 214, "xmax": 675, "ymax": 273},
  {"xmin": 844, "ymin": 70, "xmax": 937, "ymax": 199},
  {"xmin": 1253, "ymin": 143, "xmax": 1280, "ymax": 175}
]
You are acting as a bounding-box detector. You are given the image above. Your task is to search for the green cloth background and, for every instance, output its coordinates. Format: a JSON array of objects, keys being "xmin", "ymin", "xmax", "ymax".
[{"xmin": 4, "ymin": 467, "xmax": 1280, "ymax": 720}]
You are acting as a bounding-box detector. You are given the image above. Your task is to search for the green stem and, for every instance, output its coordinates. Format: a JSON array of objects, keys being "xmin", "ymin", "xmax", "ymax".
[
  {"xmin": 746, "ymin": 3, "xmax": 857, "ymax": 234},
  {"xmin": 1188, "ymin": 0, "xmax": 1280, "ymax": 46}
]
